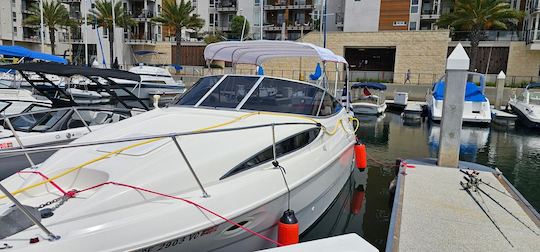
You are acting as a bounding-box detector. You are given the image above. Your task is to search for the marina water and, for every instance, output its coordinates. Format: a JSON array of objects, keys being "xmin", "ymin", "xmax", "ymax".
[{"xmin": 302, "ymin": 112, "xmax": 540, "ymax": 251}]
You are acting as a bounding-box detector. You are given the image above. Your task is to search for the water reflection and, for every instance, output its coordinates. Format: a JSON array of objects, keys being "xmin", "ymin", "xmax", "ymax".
[{"xmin": 307, "ymin": 112, "xmax": 540, "ymax": 251}]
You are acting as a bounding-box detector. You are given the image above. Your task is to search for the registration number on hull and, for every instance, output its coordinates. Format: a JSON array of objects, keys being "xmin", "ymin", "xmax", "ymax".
[{"xmin": 136, "ymin": 226, "xmax": 218, "ymax": 252}]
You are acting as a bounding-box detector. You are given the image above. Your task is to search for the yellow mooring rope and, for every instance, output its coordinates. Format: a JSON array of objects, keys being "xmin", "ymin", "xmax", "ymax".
[{"xmin": 0, "ymin": 111, "xmax": 359, "ymax": 199}]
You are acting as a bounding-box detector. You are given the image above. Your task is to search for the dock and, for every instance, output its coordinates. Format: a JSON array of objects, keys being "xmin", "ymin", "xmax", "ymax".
[
  {"xmin": 386, "ymin": 100, "xmax": 407, "ymax": 112},
  {"xmin": 387, "ymin": 159, "xmax": 540, "ymax": 251},
  {"xmin": 260, "ymin": 234, "xmax": 378, "ymax": 252},
  {"xmin": 401, "ymin": 101, "xmax": 426, "ymax": 118},
  {"xmin": 491, "ymin": 108, "xmax": 517, "ymax": 127}
]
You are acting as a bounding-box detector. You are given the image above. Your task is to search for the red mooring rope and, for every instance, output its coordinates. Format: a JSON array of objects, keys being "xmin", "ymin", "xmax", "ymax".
[
  {"xmin": 17, "ymin": 171, "xmax": 67, "ymax": 194},
  {"xmin": 76, "ymin": 181, "xmax": 284, "ymax": 246}
]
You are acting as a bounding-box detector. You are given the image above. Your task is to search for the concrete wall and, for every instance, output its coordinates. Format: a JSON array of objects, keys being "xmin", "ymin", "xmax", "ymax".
[
  {"xmin": 506, "ymin": 42, "xmax": 540, "ymax": 78},
  {"xmin": 245, "ymin": 30, "xmax": 450, "ymax": 83}
]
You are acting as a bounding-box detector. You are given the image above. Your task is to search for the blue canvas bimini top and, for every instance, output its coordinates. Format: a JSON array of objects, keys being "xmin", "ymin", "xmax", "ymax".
[
  {"xmin": 0, "ymin": 45, "xmax": 67, "ymax": 64},
  {"xmin": 433, "ymin": 81, "xmax": 487, "ymax": 102},
  {"xmin": 351, "ymin": 82, "xmax": 387, "ymax": 90}
]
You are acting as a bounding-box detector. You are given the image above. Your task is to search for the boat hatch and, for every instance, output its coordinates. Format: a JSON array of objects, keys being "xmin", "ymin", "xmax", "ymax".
[{"xmin": 96, "ymin": 134, "xmax": 169, "ymax": 156}]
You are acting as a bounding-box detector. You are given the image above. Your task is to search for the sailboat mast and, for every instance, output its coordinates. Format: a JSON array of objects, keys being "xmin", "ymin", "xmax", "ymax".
[
  {"xmin": 84, "ymin": 0, "xmax": 89, "ymax": 65},
  {"xmin": 40, "ymin": 0, "xmax": 45, "ymax": 52},
  {"xmin": 111, "ymin": 0, "xmax": 117, "ymax": 67}
]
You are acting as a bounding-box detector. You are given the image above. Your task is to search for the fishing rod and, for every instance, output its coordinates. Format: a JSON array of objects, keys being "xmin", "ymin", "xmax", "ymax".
[
  {"xmin": 461, "ymin": 170, "xmax": 539, "ymax": 236},
  {"xmin": 460, "ymin": 181, "xmax": 514, "ymax": 247},
  {"xmin": 460, "ymin": 169, "xmax": 515, "ymax": 199}
]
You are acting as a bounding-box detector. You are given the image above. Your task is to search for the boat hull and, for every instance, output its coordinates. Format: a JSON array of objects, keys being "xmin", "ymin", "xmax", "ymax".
[
  {"xmin": 427, "ymin": 98, "xmax": 491, "ymax": 124},
  {"xmin": 351, "ymin": 102, "xmax": 386, "ymax": 115},
  {"xmin": 508, "ymin": 103, "xmax": 540, "ymax": 128},
  {"xmin": 134, "ymin": 145, "xmax": 355, "ymax": 252}
]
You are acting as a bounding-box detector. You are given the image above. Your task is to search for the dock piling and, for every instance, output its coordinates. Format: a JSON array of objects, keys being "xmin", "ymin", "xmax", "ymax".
[
  {"xmin": 495, "ymin": 71, "xmax": 506, "ymax": 108},
  {"xmin": 438, "ymin": 43, "xmax": 469, "ymax": 168}
]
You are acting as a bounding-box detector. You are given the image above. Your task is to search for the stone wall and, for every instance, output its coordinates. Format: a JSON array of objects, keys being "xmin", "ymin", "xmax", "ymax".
[
  {"xmin": 507, "ymin": 42, "xmax": 540, "ymax": 79},
  {"xmin": 243, "ymin": 30, "xmax": 450, "ymax": 84}
]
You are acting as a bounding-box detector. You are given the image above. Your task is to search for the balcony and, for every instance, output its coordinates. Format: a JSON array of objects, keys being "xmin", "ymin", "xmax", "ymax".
[
  {"xmin": 420, "ymin": 9, "xmax": 440, "ymax": 20},
  {"xmin": 216, "ymin": 0, "xmax": 237, "ymax": 12},
  {"xmin": 58, "ymin": 30, "xmax": 83, "ymax": 44},
  {"xmin": 125, "ymin": 33, "xmax": 157, "ymax": 45},
  {"xmin": 263, "ymin": 24, "xmax": 313, "ymax": 31},
  {"xmin": 451, "ymin": 30, "xmax": 523, "ymax": 42},
  {"xmin": 60, "ymin": 0, "xmax": 81, "ymax": 3},
  {"xmin": 526, "ymin": 29, "xmax": 540, "ymax": 50},
  {"xmin": 130, "ymin": 9, "xmax": 155, "ymax": 21}
]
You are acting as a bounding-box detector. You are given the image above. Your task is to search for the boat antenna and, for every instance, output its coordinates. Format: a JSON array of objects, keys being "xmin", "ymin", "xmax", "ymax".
[{"xmin": 271, "ymin": 124, "xmax": 291, "ymax": 210}]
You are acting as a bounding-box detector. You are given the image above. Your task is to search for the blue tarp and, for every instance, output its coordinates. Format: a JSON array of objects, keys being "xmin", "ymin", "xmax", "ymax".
[
  {"xmin": 433, "ymin": 81, "xmax": 487, "ymax": 102},
  {"xmin": 0, "ymin": 45, "xmax": 67, "ymax": 64},
  {"xmin": 351, "ymin": 82, "xmax": 387, "ymax": 90}
]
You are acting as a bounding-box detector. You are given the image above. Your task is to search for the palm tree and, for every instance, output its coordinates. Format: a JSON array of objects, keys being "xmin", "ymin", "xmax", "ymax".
[
  {"xmin": 437, "ymin": 0, "xmax": 522, "ymax": 71},
  {"xmin": 24, "ymin": 0, "xmax": 76, "ymax": 55},
  {"xmin": 90, "ymin": 0, "xmax": 134, "ymax": 67},
  {"xmin": 152, "ymin": 0, "xmax": 204, "ymax": 65}
]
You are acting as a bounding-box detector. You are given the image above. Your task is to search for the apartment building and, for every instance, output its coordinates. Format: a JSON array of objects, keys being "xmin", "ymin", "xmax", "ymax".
[{"xmin": 523, "ymin": 0, "xmax": 540, "ymax": 50}]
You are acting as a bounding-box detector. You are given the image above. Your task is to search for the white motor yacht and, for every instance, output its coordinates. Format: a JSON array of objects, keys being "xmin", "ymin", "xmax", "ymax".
[
  {"xmin": 351, "ymin": 82, "xmax": 387, "ymax": 115},
  {"xmin": 508, "ymin": 83, "xmax": 540, "ymax": 128},
  {"xmin": 111, "ymin": 65, "xmax": 186, "ymax": 102},
  {"xmin": 0, "ymin": 41, "xmax": 357, "ymax": 251},
  {"xmin": 0, "ymin": 89, "xmax": 52, "ymax": 116},
  {"xmin": 426, "ymin": 79, "xmax": 491, "ymax": 124}
]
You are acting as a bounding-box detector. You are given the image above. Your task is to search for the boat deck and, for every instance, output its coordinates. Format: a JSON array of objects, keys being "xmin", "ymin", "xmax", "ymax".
[{"xmin": 387, "ymin": 159, "xmax": 540, "ymax": 252}]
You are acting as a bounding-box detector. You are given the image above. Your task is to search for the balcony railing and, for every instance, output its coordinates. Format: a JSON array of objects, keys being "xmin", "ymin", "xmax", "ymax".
[
  {"xmin": 130, "ymin": 10, "xmax": 155, "ymax": 20},
  {"xmin": 451, "ymin": 30, "xmax": 524, "ymax": 42},
  {"xmin": 216, "ymin": 0, "xmax": 237, "ymax": 11}
]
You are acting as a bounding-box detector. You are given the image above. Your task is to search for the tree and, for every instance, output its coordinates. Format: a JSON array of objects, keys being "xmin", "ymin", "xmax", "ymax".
[
  {"xmin": 152, "ymin": 0, "xmax": 204, "ymax": 65},
  {"xmin": 203, "ymin": 32, "xmax": 226, "ymax": 44},
  {"xmin": 24, "ymin": 0, "xmax": 76, "ymax": 55},
  {"xmin": 437, "ymin": 0, "xmax": 522, "ymax": 71},
  {"xmin": 90, "ymin": 0, "xmax": 134, "ymax": 67},
  {"xmin": 230, "ymin": 16, "xmax": 250, "ymax": 40}
]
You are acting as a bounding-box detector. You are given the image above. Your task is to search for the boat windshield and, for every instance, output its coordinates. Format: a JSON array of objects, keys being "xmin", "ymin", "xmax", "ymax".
[
  {"xmin": 0, "ymin": 101, "xmax": 10, "ymax": 113},
  {"xmin": 530, "ymin": 92, "xmax": 540, "ymax": 105},
  {"xmin": 175, "ymin": 75, "xmax": 342, "ymax": 116},
  {"xmin": 6, "ymin": 109, "xmax": 69, "ymax": 132}
]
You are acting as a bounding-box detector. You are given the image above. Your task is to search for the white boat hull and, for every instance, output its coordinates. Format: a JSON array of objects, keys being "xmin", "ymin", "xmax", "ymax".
[
  {"xmin": 427, "ymin": 97, "xmax": 491, "ymax": 124},
  {"xmin": 508, "ymin": 100, "xmax": 540, "ymax": 128},
  {"xmin": 351, "ymin": 102, "xmax": 386, "ymax": 115}
]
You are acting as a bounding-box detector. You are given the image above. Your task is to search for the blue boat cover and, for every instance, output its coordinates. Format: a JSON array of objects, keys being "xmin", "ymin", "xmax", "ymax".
[
  {"xmin": 257, "ymin": 65, "xmax": 264, "ymax": 75},
  {"xmin": 351, "ymin": 82, "xmax": 387, "ymax": 90},
  {"xmin": 432, "ymin": 81, "xmax": 487, "ymax": 102},
  {"xmin": 0, "ymin": 45, "xmax": 67, "ymax": 64}
]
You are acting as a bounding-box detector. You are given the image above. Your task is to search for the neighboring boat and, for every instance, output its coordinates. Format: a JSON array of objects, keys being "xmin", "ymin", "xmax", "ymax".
[
  {"xmin": 508, "ymin": 83, "xmax": 540, "ymax": 128},
  {"xmin": 351, "ymin": 82, "xmax": 387, "ymax": 115},
  {"xmin": 0, "ymin": 107, "xmax": 143, "ymax": 180},
  {"xmin": 0, "ymin": 40, "xmax": 356, "ymax": 251},
  {"xmin": 1, "ymin": 63, "xmax": 150, "ymax": 111},
  {"xmin": 0, "ymin": 88, "xmax": 52, "ymax": 115},
  {"xmin": 112, "ymin": 65, "xmax": 186, "ymax": 103},
  {"xmin": 426, "ymin": 80, "xmax": 491, "ymax": 124}
]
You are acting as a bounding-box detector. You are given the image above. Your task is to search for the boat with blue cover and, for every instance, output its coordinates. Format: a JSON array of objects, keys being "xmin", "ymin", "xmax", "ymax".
[{"xmin": 426, "ymin": 80, "xmax": 492, "ymax": 124}]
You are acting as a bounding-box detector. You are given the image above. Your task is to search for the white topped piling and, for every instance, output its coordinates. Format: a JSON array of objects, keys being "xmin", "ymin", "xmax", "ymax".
[
  {"xmin": 495, "ymin": 71, "xmax": 506, "ymax": 108},
  {"xmin": 438, "ymin": 43, "xmax": 469, "ymax": 167}
]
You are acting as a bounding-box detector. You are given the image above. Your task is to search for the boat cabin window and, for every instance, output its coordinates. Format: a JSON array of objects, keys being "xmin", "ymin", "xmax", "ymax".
[
  {"xmin": 221, "ymin": 128, "xmax": 321, "ymax": 179},
  {"xmin": 200, "ymin": 76, "xmax": 260, "ymax": 108},
  {"xmin": 176, "ymin": 75, "xmax": 223, "ymax": 105},
  {"xmin": 241, "ymin": 78, "xmax": 324, "ymax": 116}
]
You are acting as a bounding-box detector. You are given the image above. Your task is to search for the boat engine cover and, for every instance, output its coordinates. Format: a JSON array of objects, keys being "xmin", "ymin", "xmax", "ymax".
[{"xmin": 0, "ymin": 205, "xmax": 41, "ymax": 239}]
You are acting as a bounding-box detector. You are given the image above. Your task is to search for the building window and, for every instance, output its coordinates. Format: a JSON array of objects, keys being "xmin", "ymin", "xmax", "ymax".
[
  {"xmin": 210, "ymin": 0, "xmax": 215, "ymax": 7},
  {"xmin": 393, "ymin": 21, "xmax": 407, "ymax": 27},
  {"xmin": 411, "ymin": 0, "xmax": 419, "ymax": 5},
  {"xmin": 411, "ymin": 6, "xmax": 418, "ymax": 13},
  {"xmin": 12, "ymin": 12, "xmax": 16, "ymax": 22},
  {"xmin": 409, "ymin": 21, "xmax": 417, "ymax": 30},
  {"xmin": 13, "ymin": 27, "xmax": 17, "ymax": 36}
]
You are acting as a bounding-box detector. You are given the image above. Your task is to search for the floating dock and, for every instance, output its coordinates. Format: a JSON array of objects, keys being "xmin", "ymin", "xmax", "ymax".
[
  {"xmin": 386, "ymin": 100, "xmax": 407, "ymax": 112},
  {"xmin": 387, "ymin": 159, "xmax": 540, "ymax": 251},
  {"xmin": 401, "ymin": 101, "xmax": 426, "ymax": 119},
  {"xmin": 491, "ymin": 108, "xmax": 517, "ymax": 127},
  {"xmin": 260, "ymin": 234, "xmax": 378, "ymax": 252}
]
